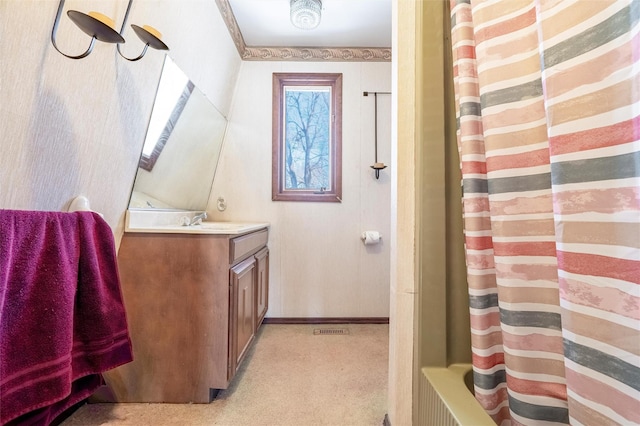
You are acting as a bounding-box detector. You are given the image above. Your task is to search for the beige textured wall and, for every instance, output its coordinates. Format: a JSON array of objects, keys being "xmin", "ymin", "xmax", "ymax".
[
  {"xmin": 0, "ymin": 0, "xmax": 240, "ymax": 246},
  {"xmin": 209, "ymin": 60, "xmax": 392, "ymax": 318},
  {"xmin": 388, "ymin": 0, "xmax": 418, "ymax": 423}
]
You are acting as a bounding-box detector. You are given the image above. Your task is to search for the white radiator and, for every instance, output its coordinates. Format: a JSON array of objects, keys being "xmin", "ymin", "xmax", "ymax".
[{"xmin": 418, "ymin": 364, "xmax": 495, "ymax": 426}]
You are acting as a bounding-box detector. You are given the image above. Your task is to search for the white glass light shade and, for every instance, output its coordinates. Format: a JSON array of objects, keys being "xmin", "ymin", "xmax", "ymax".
[{"xmin": 290, "ymin": 0, "xmax": 322, "ymax": 30}]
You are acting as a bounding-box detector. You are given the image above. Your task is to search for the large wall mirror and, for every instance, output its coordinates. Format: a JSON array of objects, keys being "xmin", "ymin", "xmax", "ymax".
[{"xmin": 129, "ymin": 55, "xmax": 227, "ymax": 211}]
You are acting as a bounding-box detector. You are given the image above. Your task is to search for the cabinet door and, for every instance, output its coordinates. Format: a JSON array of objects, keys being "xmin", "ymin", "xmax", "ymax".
[
  {"xmin": 229, "ymin": 257, "xmax": 256, "ymax": 380},
  {"xmin": 255, "ymin": 247, "xmax": 269, "ymax": 328}
]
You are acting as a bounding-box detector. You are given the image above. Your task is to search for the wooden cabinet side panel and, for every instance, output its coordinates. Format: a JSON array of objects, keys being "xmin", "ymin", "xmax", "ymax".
[
  {"xmin": 255, "ymin": 248, "xmax": 269, "ymax": 327},
  {"xmin": 104, "ymin": 233, "xmax": 231, "ymax": 403}
]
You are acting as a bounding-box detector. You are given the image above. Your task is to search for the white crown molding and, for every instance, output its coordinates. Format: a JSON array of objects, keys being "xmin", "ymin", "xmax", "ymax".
[{"xmin": 215, "ymin": 0, "xmax": 391, "ymax": 62}]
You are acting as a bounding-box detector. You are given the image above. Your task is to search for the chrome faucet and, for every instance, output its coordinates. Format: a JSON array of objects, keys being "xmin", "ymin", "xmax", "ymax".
[{"xmin": 189, "ymin": 211, "xmax": 207, "ymax": 226}]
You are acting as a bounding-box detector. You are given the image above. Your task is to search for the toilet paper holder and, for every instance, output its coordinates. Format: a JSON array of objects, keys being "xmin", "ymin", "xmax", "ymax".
[{"xmin": 361, "ymin": 231, "xmax": 382, "ymax": 245}]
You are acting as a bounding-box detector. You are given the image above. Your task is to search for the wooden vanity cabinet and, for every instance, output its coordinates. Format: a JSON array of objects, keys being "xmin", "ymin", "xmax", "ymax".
[
  {"xmin": 103, "ymin": 227, "xmax": 268, "ymax": 403},
  {"xmin": 229, "ymin": 256, "xmax": 256, "ymax": 380}
]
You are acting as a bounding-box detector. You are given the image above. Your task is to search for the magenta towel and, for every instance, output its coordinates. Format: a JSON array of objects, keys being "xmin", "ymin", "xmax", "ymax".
[{"xmin": 0, "ymin": 210, "xmax": 133, "ymax": 425}]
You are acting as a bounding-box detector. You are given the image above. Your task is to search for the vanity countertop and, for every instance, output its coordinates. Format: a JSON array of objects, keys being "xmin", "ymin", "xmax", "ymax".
[
  {"xmin": 125, "ymin": 209, "xmax": 268, "ymax": 235},
  {"xmin": 125, "ymin": 221, "xmax": 270, "ymax": 235}
]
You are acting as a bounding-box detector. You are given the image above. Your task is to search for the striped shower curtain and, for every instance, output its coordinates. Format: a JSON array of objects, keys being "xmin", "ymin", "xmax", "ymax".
[{"xmin": 449, "ymin": 0, "xmax": 639, "ymax": 424}]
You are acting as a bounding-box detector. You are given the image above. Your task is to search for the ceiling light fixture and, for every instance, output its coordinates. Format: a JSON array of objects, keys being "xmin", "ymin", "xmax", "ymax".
[{"xmin": 290, "ymin": 0, "xmax": 322, "ymax": 30}]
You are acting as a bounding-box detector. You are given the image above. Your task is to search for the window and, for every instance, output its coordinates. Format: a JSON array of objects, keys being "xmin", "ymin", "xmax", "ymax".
[{"xmin": 272, "ymin": 73, "xmax": 342, "ymax": 202}]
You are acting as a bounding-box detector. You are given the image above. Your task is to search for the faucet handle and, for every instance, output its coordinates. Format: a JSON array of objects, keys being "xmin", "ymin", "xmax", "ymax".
[{"xmin": 189, "ymin": 211, "xmax": 207, "ymax": 226}]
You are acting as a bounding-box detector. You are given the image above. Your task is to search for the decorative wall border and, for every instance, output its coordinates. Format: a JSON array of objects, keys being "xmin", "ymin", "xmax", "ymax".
[
  {"xmin": 243, "ymin": 46, "xmax": 391, "ymax": 61},
  {"xmin": 215, "ymin": 0, "xmax": 391, "ymax": 62}
]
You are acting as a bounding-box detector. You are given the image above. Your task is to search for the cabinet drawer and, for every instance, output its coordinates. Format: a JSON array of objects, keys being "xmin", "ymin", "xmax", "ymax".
[{"xmin": 229, "ymin": 228, "xmax": 268, "ymax": 265}]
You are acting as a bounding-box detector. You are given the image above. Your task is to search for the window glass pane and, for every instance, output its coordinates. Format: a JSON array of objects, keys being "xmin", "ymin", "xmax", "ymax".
[{"xmin": 284, "ymin": 87, "xmax": 331, "ymax": 190}]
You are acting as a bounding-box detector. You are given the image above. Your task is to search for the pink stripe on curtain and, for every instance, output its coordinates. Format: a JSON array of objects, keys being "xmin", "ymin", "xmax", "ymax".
[{"xmin": 449, "ymin": 0, "xmax": 640, "ymax": 424}]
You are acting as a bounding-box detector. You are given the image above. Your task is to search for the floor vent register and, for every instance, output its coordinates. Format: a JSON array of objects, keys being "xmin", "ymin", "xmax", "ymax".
[{"xmin": 313, "ymin": 328, "xmax": 350, "ymax": 335}]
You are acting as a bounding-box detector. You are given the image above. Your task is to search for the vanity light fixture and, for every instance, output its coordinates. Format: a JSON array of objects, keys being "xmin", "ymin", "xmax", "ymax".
[
  {"xmin": 117, "ymin": 0, "xmax": 169, "ymax": 61},
  {"xmin": 51, "ymin": 0, "xmax": 124, "ymax": 59},
  {"xmin": 50, "ymin": 0, "xmax": 168, "ymax": 61},
  {"xmin": 290, "ymin": 0, "xmax": 322, "ymax": 30}
]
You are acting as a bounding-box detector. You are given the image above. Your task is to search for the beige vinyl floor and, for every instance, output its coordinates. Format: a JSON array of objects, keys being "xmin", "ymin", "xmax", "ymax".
[{"xmin": 62, "ymin": 324, "xmax": 389, "ymax": 426}]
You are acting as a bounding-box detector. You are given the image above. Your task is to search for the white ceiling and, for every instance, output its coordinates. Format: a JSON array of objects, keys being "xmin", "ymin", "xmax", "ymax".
[{"xmin": 227, "ymin": 0, "xmax": 392, "ymax": 48}]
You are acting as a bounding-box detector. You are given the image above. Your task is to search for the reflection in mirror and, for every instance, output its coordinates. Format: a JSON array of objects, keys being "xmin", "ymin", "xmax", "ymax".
[{"xmin": 129, "ymin": 55, "xmax": 227, "ymax": 211}]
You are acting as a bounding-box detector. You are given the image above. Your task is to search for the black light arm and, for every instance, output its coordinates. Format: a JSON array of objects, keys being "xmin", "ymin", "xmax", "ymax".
[{"xmin": 51, "ymin": 0, "xmax": 124, "ymax": 60}]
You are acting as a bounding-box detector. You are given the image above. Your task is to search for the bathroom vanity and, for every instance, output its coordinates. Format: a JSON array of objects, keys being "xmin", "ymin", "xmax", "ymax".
[{"xmin": 103, "ymin": 216, "xmax": 269, "ymax": 403}]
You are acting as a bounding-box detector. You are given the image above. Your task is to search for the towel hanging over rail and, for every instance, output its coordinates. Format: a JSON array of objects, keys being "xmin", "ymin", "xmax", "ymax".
[{"xmin": 0, "ymin": 209, "xmax": 132, "ymax": 425}]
